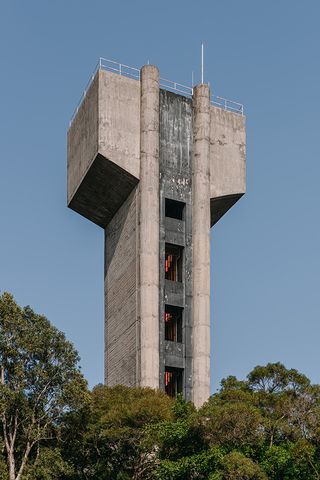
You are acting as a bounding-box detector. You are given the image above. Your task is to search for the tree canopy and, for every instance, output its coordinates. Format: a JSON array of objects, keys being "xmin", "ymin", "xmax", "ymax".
[
  {"xmin": 2, "ymin": 292, "xmax": 320, "ymax": 479},
  {"xmin": 60, "ymin": 362, "xmax": 320, "ymax": 479},
  {"xmin": 0, "ymin": 292, "xmax": 88, "ymax": 480}
]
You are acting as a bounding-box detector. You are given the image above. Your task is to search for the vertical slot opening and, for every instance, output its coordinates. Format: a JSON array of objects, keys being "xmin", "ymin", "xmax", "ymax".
[
  {"xmin": 165, "ymin": 244, "xmax": 183, "ymax": 282},
  {"xmin": 165, "ymin": 305, "xmax": 183, "ymax": 342},
  {"xmin": 164, "ymin": 367, "xmax": 183, "ymax": 397},
  {"xmin": 165, "ymin": 198, "xmax": 185, "ymax": 220}
]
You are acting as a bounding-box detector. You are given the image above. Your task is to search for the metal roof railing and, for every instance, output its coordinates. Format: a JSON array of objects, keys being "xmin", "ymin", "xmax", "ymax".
[
  {"xmin": 159, "ymin": 77, "xmax": 193, "ymax": 97},
  {"xmin": 211, "ymin": 95, "xmax": 244, "ymax": 115},
  {"xmin": 69, "ymin": 57, "xmax": 244, "ymax": 126},
  {"xmin": 69, "ymin": 61, "xmax": 100, "ymax": 126},
  {"xmin": 100, "ymin": 57, "xmax": 140, "ymax": 80}
]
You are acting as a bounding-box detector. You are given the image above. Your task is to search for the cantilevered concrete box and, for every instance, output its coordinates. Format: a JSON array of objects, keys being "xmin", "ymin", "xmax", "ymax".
[
  {"xmin": 67, "ymin": 64, "xmax": 246, "ymax": 407},
  {"xmin": 67, "ymin": 70, "xmax": 141, "ymax": 227},
  {"xmin": 210, "ymin": 107, "xmax": 246, "ymax": 226}
]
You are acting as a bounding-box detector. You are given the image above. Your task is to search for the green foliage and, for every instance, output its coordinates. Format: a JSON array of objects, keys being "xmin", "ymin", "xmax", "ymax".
[
  {"xmin": 24, "ymin": 448, "xmax": 74, "ymax": 480},
  {"xmin": 172, "ymin": 394, "xmax": 196, "ymax": 420},
  {"xmin": 0, "ymin": 292, "xmax": 88, "ymax": 480},
  {"xmin": 199, "ymin": 397, "xmax": 264, "ymax": 450},
  {"xmin": 90, "ymin": 383, "xmax": 173, "ymax": 434},
  {"xmin": 260, "ymin": 440, "xmax": 320, "ymax": 480},
  {"xmin": 220, "ymin": 376, "xmax": 248, "ymax": 393},
  {"xmin": 247, "ymin": 362, "xmax": 310, "ymax": 394},
  {"xmin": 138, "ymin": 362, "xmax": 320, "ymax": 479},
  {"xmin": 220, "ymin": 451, "xmax": 267, "ymax": 480},
  {"xmin": 61, "ymin": 385, "xmax": 174, "ymax": 479},
  {"xmin": 2, "ymin": 291, "xmax": 320, "ymax": 479},
  {"xmin": 0, "ymin": 457, "xmax": 8, "ymax": 480},
  {"xmin": 156, "ymin": 447, "xmax": 225, "ymax": 480}
]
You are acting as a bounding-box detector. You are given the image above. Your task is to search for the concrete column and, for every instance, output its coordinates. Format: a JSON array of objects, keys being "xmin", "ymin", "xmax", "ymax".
[
  {"xmin": 139, "ymin": 65, "xmax": 160, "ymax": 388},
  {"xmin": 192, "ymin": 83, "xmax": 211, "ymax": 407}
]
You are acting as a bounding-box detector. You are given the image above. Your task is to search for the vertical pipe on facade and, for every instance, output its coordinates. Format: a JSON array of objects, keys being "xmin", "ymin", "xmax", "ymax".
[
  {"xmin": 192, "ymin": 83, "xmax": 211, "ymax": 407},
  {"xmin": 139, "ymin": 65, "xmax": 160, "ymax": 388}
]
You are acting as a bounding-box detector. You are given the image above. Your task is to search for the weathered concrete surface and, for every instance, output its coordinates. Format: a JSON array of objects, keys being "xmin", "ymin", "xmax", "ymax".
[
  {"xmin": 104, "ymin": 188, "xmax": 138, "ymax": 386},
  {"xmin": 159, "ymin": 90, "xmax": 193, "ymax": 401},
  {"xmin": 165, "ymin": 280, "xmax": 185, "ymax": 308},
  {"xmin": 99, "ymin": 70, "xmax": 140, "ymax": 180},
  {"xmin": 165, "ymin": 217, "xmax": 185, "ymax": 246},
  {"xmin": 68, "ymin": 153, "xmax": 138, "ymax": 227},
  {"xmin": 210, "ymin": 107, "xmax": 246, "ymax": 226},
  {"xmin": 139, "ymin": 65, "xmax": 160, "ymax": 388},
  {"xmin": 67, "ymin": 69, "xmax": 140, "ymax": 227},
  {"xmin": 68, "ymin": 74, "xmax": 99, "ymax": 204},
  {"xmin": 192, "ymin": 84, "xmax": 211, "ymax": 408},
  {"xmin": 164, "ymin": 341, "xmax": 185, "ymax": 368}
]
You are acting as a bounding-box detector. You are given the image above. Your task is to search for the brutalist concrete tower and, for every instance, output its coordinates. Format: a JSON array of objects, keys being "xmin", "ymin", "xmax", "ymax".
[{"xmin": 67, "ymin": 59, "xmax": 246, "ymax": 407}]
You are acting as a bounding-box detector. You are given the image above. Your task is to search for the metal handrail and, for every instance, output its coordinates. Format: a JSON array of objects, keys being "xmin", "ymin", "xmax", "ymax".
[
  {"xmin": 159, "ymin": 77, "xmax": 193, "ymax": 97},
  {"xmin": 211, "ymin": 95, "xmax": 244, "ymax": 115},
  {"xmin": 69, "ymin": 60, "xmax": 100, "ymax": 126},
  {"xmin": 99, "ymin": 57, "xmax": 140, "ymax": 80},
  {"xmin": 69, "ymin": 57, "xmax": 244, "ymax": 126}
]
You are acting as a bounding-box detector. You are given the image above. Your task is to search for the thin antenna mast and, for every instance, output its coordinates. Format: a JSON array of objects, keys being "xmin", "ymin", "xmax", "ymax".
[{"xmin": 201, "ymin": 43, "xmax": 204, "ymax": 83}]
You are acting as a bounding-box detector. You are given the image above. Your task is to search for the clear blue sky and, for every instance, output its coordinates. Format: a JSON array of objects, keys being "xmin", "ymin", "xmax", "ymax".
[{"xmin": 1, "ymin": 1, "xmax": 320, "ymax": 393}]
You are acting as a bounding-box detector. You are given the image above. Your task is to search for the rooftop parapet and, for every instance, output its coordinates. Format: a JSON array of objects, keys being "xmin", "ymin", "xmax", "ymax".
[{"xmin": 69, "ymin": 57, "xmax": 244, "ymax": 128}]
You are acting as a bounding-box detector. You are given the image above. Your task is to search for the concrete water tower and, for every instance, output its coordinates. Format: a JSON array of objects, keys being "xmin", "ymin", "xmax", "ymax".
[{"xmin": 67, "ymin": 58, "xmax": 246, "ymax": 407}]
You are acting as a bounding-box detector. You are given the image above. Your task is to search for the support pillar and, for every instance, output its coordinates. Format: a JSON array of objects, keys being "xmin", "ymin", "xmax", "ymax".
[
  {"xmin": 139, "ymin": 65, "xmax": 160, "ymax": 388},
  {"xmin": 192, "ymin": 83, "xmax": 211, "ymax": 407}
]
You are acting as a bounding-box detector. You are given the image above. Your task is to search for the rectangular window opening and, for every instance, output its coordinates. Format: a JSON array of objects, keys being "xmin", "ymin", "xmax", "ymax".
[
  {"xmin": 165, "ymin": 367, "xmax": 183, "ymax": 397},
  {"xmin": 165, "ymin": 305, "xmax": 183, "ymax": 342},
  {"xmin": 165, "ymin": 198, "xmax": 185, "ymax": 220},
  {"xmin": 165, "ymin": 244, "xmax": 183, "ymax": 282}
]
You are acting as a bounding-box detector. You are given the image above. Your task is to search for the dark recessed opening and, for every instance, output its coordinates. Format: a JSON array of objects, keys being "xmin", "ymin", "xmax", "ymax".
[
  {"xmin": 165, "ymin": 305, "xmax": 183, "ymax": 342},
  {"xmin": 165, "ymin": 198, "xmax": 185, "ymax": 220},
  {"xmin": 165, "ymin": 367, "xmax": 183, "ymax": 397},
  {"xmin": 165, "ymin": 244, "xmax": 183, "ymax": 282}
]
